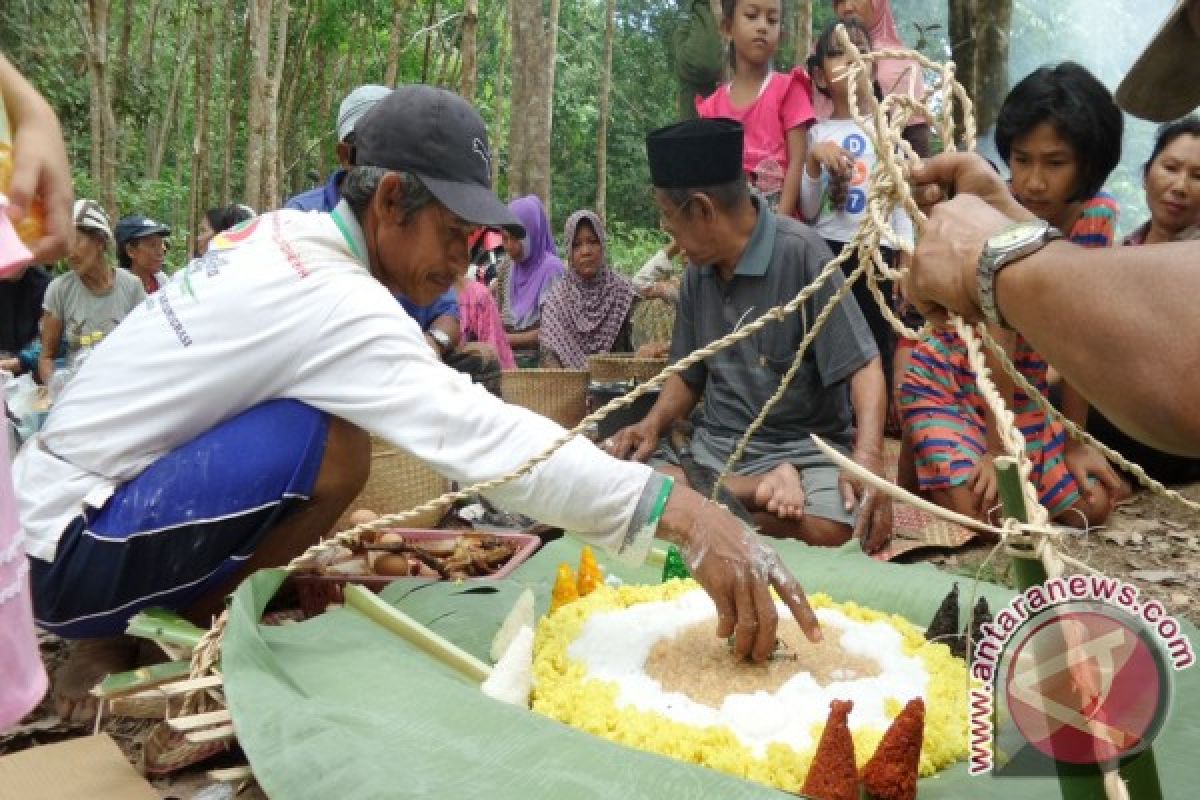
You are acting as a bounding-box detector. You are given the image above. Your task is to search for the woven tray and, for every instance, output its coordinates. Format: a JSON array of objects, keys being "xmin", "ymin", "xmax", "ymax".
[
  {"xmin": 588, "ymin": 354, "xmax": 668, "ymax": 383},
  {"xmin": 334, "ymin": 436, "xmax": 451, "ymax": 531},
  {"xmin": 501, "ymin": 369, "xmax": 589, "ymax": 428}
]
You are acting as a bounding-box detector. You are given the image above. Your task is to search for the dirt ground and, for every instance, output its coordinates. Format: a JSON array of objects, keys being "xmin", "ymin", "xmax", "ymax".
[
  {"xmin": 4, "ymin": 483, "xmax": 1197, "ymax": 798},
  {"xmin": 922, "ymin": 482, "xmax": 1200, "ymax": 625}
]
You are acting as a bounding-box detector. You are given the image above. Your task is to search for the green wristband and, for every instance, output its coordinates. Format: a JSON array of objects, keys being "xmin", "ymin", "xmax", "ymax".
[{"xmin": 648, "ymin": 474, "xmax": 675, "ymax": 534}]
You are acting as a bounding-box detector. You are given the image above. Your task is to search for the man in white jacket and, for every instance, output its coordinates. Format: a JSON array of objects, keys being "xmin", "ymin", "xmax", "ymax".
[{"xmin": 16, "ymin": 86, "xmax": 822, "ymax": 723}]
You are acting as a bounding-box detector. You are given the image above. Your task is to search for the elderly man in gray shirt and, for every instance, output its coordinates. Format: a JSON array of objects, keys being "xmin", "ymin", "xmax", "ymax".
[{"xmin": 610, "ymin": 118, "xmax": 892, "ymax": 552}]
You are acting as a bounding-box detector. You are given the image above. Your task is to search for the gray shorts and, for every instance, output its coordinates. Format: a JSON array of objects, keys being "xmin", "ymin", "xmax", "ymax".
[{"xmin": 654, "ymin": 428, "xmax": 857, "ymax": 527}]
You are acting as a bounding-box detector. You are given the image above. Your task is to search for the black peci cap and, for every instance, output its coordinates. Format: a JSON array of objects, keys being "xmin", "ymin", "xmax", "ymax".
[
  {"xmin": 645, "ymin": 118, "xmax": 745, "ymax": 189},
  {"xmin": 353, "ymin": 85, "xmax": 524, "ymax": 236}
]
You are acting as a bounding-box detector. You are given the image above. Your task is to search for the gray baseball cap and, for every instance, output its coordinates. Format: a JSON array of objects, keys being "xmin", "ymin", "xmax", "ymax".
[
  {"xmin": 352, "ymin": 85, "xmax": 524, "ymax": 236},
  {"xmin": 337, "ymin": 84, "xmax": 391, "ymax": 142}
]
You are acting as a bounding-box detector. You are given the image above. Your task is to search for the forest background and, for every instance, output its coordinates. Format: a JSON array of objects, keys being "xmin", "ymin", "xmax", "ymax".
[{"xmin": 0, "ymin": 0, "xmax": 1173, "ymax": 270}]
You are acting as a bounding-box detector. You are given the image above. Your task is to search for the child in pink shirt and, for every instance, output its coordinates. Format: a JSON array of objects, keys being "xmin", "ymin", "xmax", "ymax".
[{"xmin": 695, "ymin": 0, "xmax": 815, "ymax": 216}]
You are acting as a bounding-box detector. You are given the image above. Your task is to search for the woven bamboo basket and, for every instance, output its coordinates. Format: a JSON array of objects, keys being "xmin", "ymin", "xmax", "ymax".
[
  {"xmin": 588, "ymin": 354, "xmax": 668, "ymax": 383},
  {"xmin": 501, "ymin": 369, "xmax": 590, "ymax": 428},
  {"xmin": 335, "ymin": 436, "xmax": 451, "ymax": 531}
]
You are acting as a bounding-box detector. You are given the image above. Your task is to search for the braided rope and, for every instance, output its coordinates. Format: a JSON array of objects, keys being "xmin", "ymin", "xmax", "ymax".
[
  {"xmin": 979, "ymin": 327, "xmax": 1200, "ymax": 515},
  {"xmin": 185, "ymin": 43, "xmax": 1169, "ymax": 800},
  {"xmin": 287, "ymin": 235, "xmax": 861, "ymax": 572},
  {"xmin": 713, "ymin": 257, "xmax": 868, "ymax": 495},
  {"xmin": 181, "ymin": 609, "xmax": 227, "ymax": 715}
]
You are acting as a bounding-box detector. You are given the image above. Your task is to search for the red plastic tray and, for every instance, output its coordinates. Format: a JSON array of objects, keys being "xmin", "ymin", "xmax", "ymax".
[{"xmin": 292, "ymin": 529, "xmax": 540, "ymax": 618}]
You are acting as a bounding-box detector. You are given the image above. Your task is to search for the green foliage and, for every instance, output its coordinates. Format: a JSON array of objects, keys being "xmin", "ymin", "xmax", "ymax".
[
  {"xmin": 606, "ymin": 220, "xmax": 670, "ymax": 275},
  {"xmin": 0, "ymin": 0, "xmax": 1164, "ymax": 244}
]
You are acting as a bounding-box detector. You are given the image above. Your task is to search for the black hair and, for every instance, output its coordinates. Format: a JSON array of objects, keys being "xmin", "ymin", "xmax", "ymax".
[
  {"xmin": 995, "ymin": 62, "xmax": 1124, "ymax": 203},
  {"xmin": 118, "ymin": 239, "xmax": 133, "ymax": 269},
  {"xmin": 204, "ymin": 204, "xmax": 255, "ymax": 234},
  {"xmin": 1144, "ymin": 114, "xmax": 1200, "ymax": 176},
  {"xmin": 341, "ymin": 167, "xmax": 435, "ymax": 221},
  {"xmin": 720, "ymin": 0, "xmax": 786, "ymax": 70},
  {"xmin": 663, "ymin": 178, "xmax": 752, "ymax": 217},
  {"xmin": 810, "ymin": 18, "xmax": 879, "ymax": 100}
]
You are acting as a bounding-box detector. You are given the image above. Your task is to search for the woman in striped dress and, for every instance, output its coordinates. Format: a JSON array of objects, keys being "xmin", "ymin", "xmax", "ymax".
[{"xmin": 900, "ymin": 62, "xmax": 1126, "ymax": 527}]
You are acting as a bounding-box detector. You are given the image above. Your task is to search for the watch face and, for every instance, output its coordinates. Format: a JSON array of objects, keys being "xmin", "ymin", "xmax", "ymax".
[{"xmin": 990, "ymin": 221, "xmax": 1047, "ymax": 250}]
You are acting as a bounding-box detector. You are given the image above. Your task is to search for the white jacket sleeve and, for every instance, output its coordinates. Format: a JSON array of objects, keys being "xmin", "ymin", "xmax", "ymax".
[
  {"xmin": 631, "ymin": 249, "xmax": 673, "ymax": 291},
  {"xmin": 889, "ymin": 205, "xmax": 915, "ymax": 250},
  {"xmin": 291, "ymin": 287, "xmax": 664, "ymax": 563},
  {"xmin": 800, "ymin": 170, "xmax": 825, "ymax": 224}
]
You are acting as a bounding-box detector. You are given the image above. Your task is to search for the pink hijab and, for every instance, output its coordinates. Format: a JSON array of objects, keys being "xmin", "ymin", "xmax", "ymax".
[{"xmin": 811, "ymin": 0, "xmax": 926, "ymax": 122}]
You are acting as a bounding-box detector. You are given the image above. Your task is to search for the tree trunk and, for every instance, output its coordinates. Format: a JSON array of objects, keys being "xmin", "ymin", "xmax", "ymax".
[
  {"xmin": 791, "ymin": 0, "xmax": 812, "ymax": 67},
  {"xmin": 222, "ymin": 10, "xmax": 250, "ymax": 203},
  {"xmin": 508, "ymin": 0, "xmax": 559, "ymax": 205},
  {"xmin": 384, "ymin": 0, "xmax": 413, "ymax": 87},
  {"xmin": 243, "ymin": 0, "xmax": 273, "ymax": 211},
  {"xmin": 140, "ymin": 0, "xmax": 163, "ymax": 72},
  {"xmin": 595, "ymin": 0, "xmax": 615, "ymax": 220},
  {"xmin": 350, "ymin": 12, "xmax": 371, "ymax": 89},
  {"xmin": 434, "ymin": 24, "xmax": 455, "ymax": 87},
  {"xmin": 76, "ymin": 0, "xmax": 119, "ymax": 217},
  {"xmin": 262, "ymin": 0, "xmax": 290, "ymax": 209},
  {"xmin": 947, "ymin": 0, "xmax": 976, "ymax": 145},
  {"xmin": 972, "ymin": 0, "xmax": 1011, "ymax": 134},
  {"xmin": 148, "ymin": 14, "xmax": 196, "ymax": 181},
  {"xmin": 114, "ymin": 0, "xmax": 135, "ymax": 98},
  {"xmin": 460, "ymin": 0, "xmax": 479, "ymax": 102},
  {"xmin": 490, "ymin": 0, "xmax": 509, "ymax": 191},
  {"xmin": 188, "ymin": 1, "xmax": 218, "ymax": 257},
  {"xmin": 279, "ymin": 0, "xmax": 316, "ymax": 199},
  {"xmin": 421, "ymin": 0, "xmax": 438, "ymax": 84}
]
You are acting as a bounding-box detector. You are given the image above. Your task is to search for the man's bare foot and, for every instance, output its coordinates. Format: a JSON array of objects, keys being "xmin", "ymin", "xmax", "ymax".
[
  {"xmin": 53, "ymin": 636, "xmax": 139, "ymax": 726},
  {"xmin": 753, "ymin": 464, "xmax": 807, "ymax": 521}
]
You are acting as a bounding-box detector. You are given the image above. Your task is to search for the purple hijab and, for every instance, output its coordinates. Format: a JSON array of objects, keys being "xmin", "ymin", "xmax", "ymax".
[
  {"xmin": 507, "ymin": 195, "xmax": 565, "ymax": 325},
  {"xmin": 540, "ymin": 210, "xmax": 637, "ymax": 369}
]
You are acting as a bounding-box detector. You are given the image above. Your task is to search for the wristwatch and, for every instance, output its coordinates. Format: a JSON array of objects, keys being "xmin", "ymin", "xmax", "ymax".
[
  {"xmin": 978, "ymin": 219, "xmax": 1063, "ymax": 328},
  {"xmin": 429, "ymin": 328, "xmax": 452, "ymax": 354}
]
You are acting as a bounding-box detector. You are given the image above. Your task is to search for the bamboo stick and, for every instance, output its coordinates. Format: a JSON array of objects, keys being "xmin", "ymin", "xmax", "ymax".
[
  {"xmin": 208, "ymin": 766, "xmax": 254, "ymax": 782},
  {"xmin": 92, "ymin": 659, "xmax": 192, "ymax": 698},
  {"xmin": 343, "ymin": 583, "xmax": 492, "ymax": 683},
  {"xmin": 168, "ymin": 709, "xmax": 233, "ymax": 732},
  {"xmin": 993, "ymin": 460, "xmax": 1152, "ymax": 800},
  {"xmin": 125, "ymin": 608, "xmax": 207, "ymax": 650},
  {"xmin": 185, "ymin": 723, "xmax": 236, "ymax": 743},
  {"xmin": 155, "ymin": 673, "xmax": 225, "ymax": 696}
]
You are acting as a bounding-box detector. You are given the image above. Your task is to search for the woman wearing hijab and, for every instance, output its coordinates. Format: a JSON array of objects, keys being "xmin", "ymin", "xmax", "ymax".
[
  {"xmin": 492, "ymin": 195, "xmax": 565, "ymax": 366},
  {"xmin": 540, "ymin": 210, "xmax": 638, "ymax": 370},
  {"xmin": 820, "ymin": 0, "xmax": 931, "ymax": 156}
]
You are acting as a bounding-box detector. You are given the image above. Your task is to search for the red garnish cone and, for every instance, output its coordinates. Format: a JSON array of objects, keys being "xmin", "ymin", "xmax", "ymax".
[
  {"xmin": 862, "ymin": 696, "xmax": 925, "ymax": 800},
  {"xmin": 801, "ymin": 699, "xmax": 858, "ymax": 800}
]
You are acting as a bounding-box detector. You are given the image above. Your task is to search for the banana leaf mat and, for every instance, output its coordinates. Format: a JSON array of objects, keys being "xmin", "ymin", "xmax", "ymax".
[
  {"xmin": 221, "ymin": 538, "xmax": 1200, "ymax": 798},
  {"xmin": 875, "ymin": 437, "xmax": 977, "ymax": 561}
]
